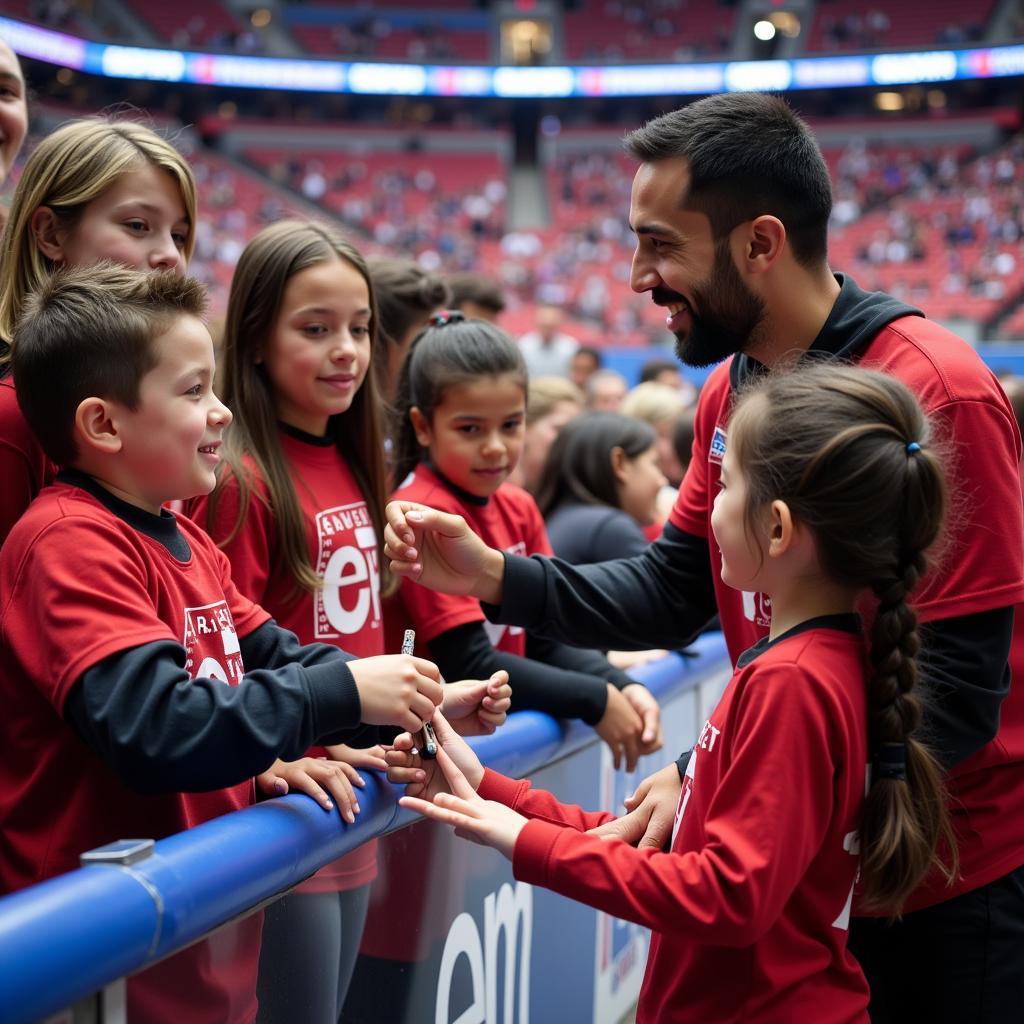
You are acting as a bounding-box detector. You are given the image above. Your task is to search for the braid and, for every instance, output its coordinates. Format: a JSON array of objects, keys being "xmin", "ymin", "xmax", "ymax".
[{"xmin": 858, "ymin": 552, "xmax": 958, "ymax": 913}]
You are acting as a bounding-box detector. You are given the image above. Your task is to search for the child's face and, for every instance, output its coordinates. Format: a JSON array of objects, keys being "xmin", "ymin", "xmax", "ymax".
[
  {"xmin": 48, "ymin": 164, "xmax": 189, "ymax": 274},
  {"xmin": 0, "ymin": 43, "xmax": 27, "ymax": 184},
  {"xmin": 616, "ymin": 444, "xmax": 668, "ymax": 526},
  {"xmin": 710, "ymin": 443, "xmax": 766, "ymax": 592},
  {"xmin": 261, "ymin": 258, "xmax": 372, "ymax": 437},
  {"xmin": 114, "ymin": 315, "xmax": 231, "ymax": 513},
  {"xmin": 414, "ymin": 374, "xmax": 526, "ymax": 499}
]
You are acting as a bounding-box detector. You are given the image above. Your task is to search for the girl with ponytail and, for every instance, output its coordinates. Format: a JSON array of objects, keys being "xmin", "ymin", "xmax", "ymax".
[{"xmin": 388, "ymin": 362, "xmax": 955, "ymax": 1024}]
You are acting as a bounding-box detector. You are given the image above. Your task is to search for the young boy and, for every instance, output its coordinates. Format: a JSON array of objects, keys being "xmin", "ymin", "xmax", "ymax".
[{"xmin": 0, "ymin": 264, "xmax": 444, "ymax": 1023}]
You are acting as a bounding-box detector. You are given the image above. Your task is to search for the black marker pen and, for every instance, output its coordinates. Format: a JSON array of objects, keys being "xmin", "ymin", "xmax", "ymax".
[{"xmin": 403, "ymin": 628, "xmax": 438, "ymax": 759}]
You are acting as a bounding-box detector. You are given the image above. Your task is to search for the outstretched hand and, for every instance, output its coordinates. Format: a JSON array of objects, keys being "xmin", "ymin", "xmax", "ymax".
[
  {"xmin": 384, "ymin": 500, "xmax": 506, "ymax": 603},
  {"xmin": 588, "ymin": 762, "xmax": 681, "ymax": 848},
  {"xmin": 399, "ymin": 746, "xmax": 527, "ymax": 861},
  {"xmin": 385, "ymin": 710, "xmax": 484, "ymax": 801}
]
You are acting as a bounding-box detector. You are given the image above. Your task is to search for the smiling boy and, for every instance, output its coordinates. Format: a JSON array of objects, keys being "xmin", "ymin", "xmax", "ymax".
[{"xmin": 0, "ymin": 264, "xmax": 443, "ymax": 1023}]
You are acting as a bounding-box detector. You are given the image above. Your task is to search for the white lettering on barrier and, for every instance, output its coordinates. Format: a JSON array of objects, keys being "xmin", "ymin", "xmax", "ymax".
[{"xmin": 436, "ymin": 882, "xmax": 533, "ymax": 1024}]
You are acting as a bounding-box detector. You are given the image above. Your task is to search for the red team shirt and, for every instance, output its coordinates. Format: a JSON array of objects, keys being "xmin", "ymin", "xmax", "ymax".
[
  {"xmin": 492, "ymin": 624, "xmax": 871, "ymax": 1023},
  {"xmin": 0, "ymin": 480, "xmax": 270, "ymax": 1024},
  {"xmin": 188, "ymin": 430, "xmax": 384, "ymax": 891},
  {"xmin": 390, "ymin": 464, "xmax": 552, "ymax": 655},
  {"xmin": 670, "ymin": 316, "xmax": 1024, "ymax": 911},
  {"xmin": 0, "ymin": 375, "xmax": 55, "ymax": 547}
]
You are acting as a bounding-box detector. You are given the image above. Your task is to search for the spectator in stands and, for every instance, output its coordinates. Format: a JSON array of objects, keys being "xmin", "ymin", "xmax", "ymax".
[
  {"xmin": 639, "ymin": 355, "xmax": 698, "ymax": 405},
  {"xmin": 0, "ymin": 40, "xmax": 26, "ymax": 195},
  {"xmin": 509, "ymin": 376, "xmax": 584, "ymax": 493},
  {"xmin": 622, "ymin": 381, "xmax": 689, "ymax": 489},
  {"xmin": 518, "ymin": 303, "xmax": 580, "ymax": 379},
  {"xmin": 671, "ymin": 405, "xmax": 696, "ymax": 480},
  {"xmin": 368, "ymin": 258, "xmax": 450, "ymax": 402},
  {"xmin": 638, "ymin": 357, "xmax": 684, "ymax": 389},
  {"xmin": 536, "ymin": 412, "xmax": 665, "ymax": 565},
  {"xmin": 382, "ymin": 93, "xmax": 1024, "ymax": 1022},
  {"xmin": 585, "ymin": 368, "xmax": 629, "ymax": 412},
  {"xmin": 446, "ymin": 271, "xmax": 506, "ymax": 323},
  {"xmin": 568, "ymin": 344, "xmax": 603, "ymax": 392}
]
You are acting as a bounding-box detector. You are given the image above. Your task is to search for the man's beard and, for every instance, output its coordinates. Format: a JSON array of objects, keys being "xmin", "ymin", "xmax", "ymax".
[{"xmin": 669, "ymin": 242, "xmax": 766, "ymax": 369}]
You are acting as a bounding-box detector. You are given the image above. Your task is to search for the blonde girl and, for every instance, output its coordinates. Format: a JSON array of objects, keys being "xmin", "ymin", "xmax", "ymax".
[{"xmin": 0, "ymin": 117, "xmax": 195, "ymax": 544}]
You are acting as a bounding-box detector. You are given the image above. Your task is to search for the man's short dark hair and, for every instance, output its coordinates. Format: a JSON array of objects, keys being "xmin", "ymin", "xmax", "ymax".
[
  {"xmin": 446, "ymin": 272, "xmax": 506, "ymax": 315},
  {"xmin": 624, "ymin": 93, "xmax": 832, "ymax": 267},
  {"xmin": 13, "ymin": 263, "xmax": 207, "ymax": 466}
]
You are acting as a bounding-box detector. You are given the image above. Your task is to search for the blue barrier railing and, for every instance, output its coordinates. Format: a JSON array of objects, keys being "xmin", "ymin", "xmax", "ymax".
[{"xmin": 0, "ymin": 633, "xmax": 729, "ymax": 1024}]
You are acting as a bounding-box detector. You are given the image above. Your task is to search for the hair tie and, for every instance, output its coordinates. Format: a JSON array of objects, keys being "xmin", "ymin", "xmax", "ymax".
[
  {"xmin": 875, "ymin": 742, "xmax": 907, "ymax": 782},
  {"xmin": 906, "ymin": 441, "xmax": 921, "ymax": 455},
  {"xmin": 429, "ymin": 310, "xmax": 465, "ymax": 328}
]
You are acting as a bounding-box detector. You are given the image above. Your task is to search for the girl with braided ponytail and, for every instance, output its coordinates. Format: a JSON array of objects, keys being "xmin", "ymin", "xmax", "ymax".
[{"xmin": 388, "ymin": 361, "xmax": 956, "ymax": 1024}]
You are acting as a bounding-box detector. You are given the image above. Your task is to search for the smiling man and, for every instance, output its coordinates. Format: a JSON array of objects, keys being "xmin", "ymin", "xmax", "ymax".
[{"xmin": 385, "ymin": 93, "xmax": 1024, "ymax": 1022}]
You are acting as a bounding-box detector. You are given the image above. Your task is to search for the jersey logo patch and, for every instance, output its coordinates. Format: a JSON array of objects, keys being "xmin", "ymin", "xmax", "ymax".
[
  {"xmin": 314, "ymin": 501, "xmax": 382, "ymax": 640},
  {"xmin": 183, "ymin": 600, "xmax": 244, "ymax": 683},
  {"xmin": 742, "ymin": 590, "xmax": 773, "ymax": 628},
  {"xmin": 708, "ymin": 425, "xmax": 727, "ymax": 465}
]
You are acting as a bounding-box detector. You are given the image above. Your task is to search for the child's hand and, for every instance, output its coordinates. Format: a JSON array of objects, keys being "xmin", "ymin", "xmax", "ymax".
[
  {"xmin": 620, "ymin": 683, "xmax": 664, "ymax": 754},
  {"xmin": 443, "ymin": 671, "xmax": 513, "ymax": 736},
  {"xmin": 349, "ymin": 655, "xmax": 444, "ymax": 732},
  {"xmin": 322, "ymin": 743, "xmax": 389, "ymax": 772},
  {"xmin": 595, "ymin": 684, "xmax": 645, "ymax": 772},
  {"xmin": 399, "ymin": 746, "xmax": 527, "ymax": 861},
  {"xmin": 256, "ymin": 757, "xmax": 364, "ymax": 823},
  {"xmin": 384, "ymin": 500, "xmax": 506, "ymax": 604},
  {"xmin": 386, "ymin": 710, "xmax": 484, "ymax": 800}
]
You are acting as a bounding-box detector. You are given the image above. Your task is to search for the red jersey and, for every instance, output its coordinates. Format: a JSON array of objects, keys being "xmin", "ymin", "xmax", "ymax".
[
  {"xmin": 187, "ymin": 430, "xmax": 383, "ymax": 891},
  {"xmin": 0, "ymin": 374, "xmax": 55, "ymax": 547},
  {"xmin": 0, "ymin": 480, "xmax": 270, "ymax": 1023},
  {"xmin": 390, "ymin": 464, "xmax": 551, "ymax": 656},
  {"xmin": 496, "ymin": 623, "xmax": 870, "ymax": 1024},
  {"xmin": 670, "ymin": 315, "xmax": 1024, "ymax": 909}
]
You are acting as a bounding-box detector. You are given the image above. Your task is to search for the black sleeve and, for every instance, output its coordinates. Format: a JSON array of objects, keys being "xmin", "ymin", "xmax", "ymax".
[
  {"xmin": 525, "ymin": 632, "xmax": 636, "ymax": 691},
  {"xmin": 427, "ymin": 621, "xmax": 609, "ymax": 725},
  {"xmin": 64, "ymin": 620, "xmax": 365, "ymax": 794},
  {"xmin": 237, "ymin": 620, "xmax": 364, "ymax": 746},
  {"xmin": 917, "ymin": 606, "xmax": 1013, "ymax": 770},
  {"xmin": 483, "ymin": 522, "xmax": 717, "ymax": 651}
]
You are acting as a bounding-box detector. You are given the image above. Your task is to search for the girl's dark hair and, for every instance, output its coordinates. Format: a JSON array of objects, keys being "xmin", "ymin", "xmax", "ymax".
[
  {"xmin": 368, "ymin": 258, "xmax": 450, "ymax": 391},
  {"xmin": 209, "ymin": 220, "xmax": 392, "ymax": 597},
  {"xmin": 729, "ymin": 362, "xmax": 956, "ymax": 914},
  {"xmin": 534, "ymin": 412, "xmax": 656, "ymax": 519},
  {"xmin": 392, "ymin": 317, "xmax": 527, "ymax": 485}
]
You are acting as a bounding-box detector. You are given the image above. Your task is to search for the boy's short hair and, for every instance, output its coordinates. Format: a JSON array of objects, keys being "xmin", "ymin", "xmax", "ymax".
[{"xmin": 13, "ymin": 263, "xmax": 207, "ymax": 467}]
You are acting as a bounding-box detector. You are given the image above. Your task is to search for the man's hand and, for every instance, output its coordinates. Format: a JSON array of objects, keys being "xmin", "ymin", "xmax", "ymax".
[{"xmin": 384, "ymin": 501, "xmax": 506, "ymax": 603}]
